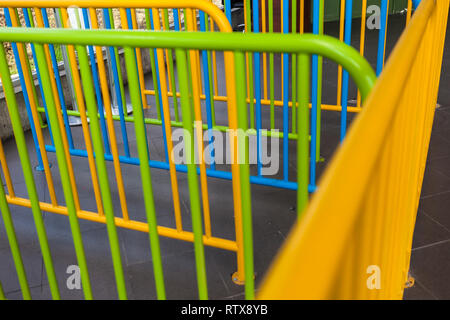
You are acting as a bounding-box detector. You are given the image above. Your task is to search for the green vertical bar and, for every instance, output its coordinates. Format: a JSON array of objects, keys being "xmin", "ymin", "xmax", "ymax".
[
  {"xmin": 297, "ymin": 54, "xmax": 310, "ymax": 217},
  {"xmin": 163, "ymin": 9, "xmax": 180, "ymax": 122},
  {"xmin": 33, "ymin": 43, "xmax": 93, "ymax": 299},
  {"xmin": 316, "ymin": 0, "xmax": 324, "ymax": 161},
  {"xmin": 123, "ymin": 46, "xmax": 166, "ymax": 300},
  {"xmin": 15, "ymin": 8, "xmax": 45, "ymax": 127},
  {"xmin": 76, "ymin": 44, "xmax": 127, "ymax": 300},
  {"xmin": 144, "ymin": 9, "xmax": 161, "ymax": 120},
  {"xmin": 27, "ymin": 7, "xmax": 47, "ymax": 127},
  {"xmin": 245, "ymin": 0, "xmax": 255, "ymax": 129},
  {"xmin": 291, "ymin": 0, "xmax": 297, "ymax": 134},
  {"xmin": 207, "ymin": 51, "xmax": 216, "ymax": 126},
  {"xmin": 0, "ymin": 177, "xmax": 31, "ymax": 299},
  {"xmin": 0, "ymin": 281, "xmax": 5, "ymax": 300},
  {"xmin": 268, "ymin": 0, "xmax": 275, "ymax": 130},
  {"xmin": 27, "ymin": 8, "xmax": 34, "ymax": 27},
  {"xmin": 174, "ymin": 48, "xmax": 209, "ymax": 300},
  {"xmin": 234, "ymin": 51, "xmax": 255, "ymax": 300},
  {"xmin": 0, "ymin": 42, "xmax": 60, "ymax": 300}
]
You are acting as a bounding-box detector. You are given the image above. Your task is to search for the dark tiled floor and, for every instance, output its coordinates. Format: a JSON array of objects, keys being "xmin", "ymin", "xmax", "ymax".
[{"xmin": 0, "ymin": 11, "xmax": 449, "ymax": 300}]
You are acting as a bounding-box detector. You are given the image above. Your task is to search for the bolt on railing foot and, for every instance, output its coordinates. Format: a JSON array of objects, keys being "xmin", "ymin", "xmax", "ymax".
[
  {"xmin": 232, "ymin": 271, "xmax": 245, "ymax": 285},
  {"xmin": 232, "ymin": 271, "xmax": 256, "ymax": 285},
  {"xmin": 405, "ymin": 274, "xmax": 415, "ymax": 288},
  {"xmin": 35, "ymin": 163, "xmax": 51, "ymax": 171}
]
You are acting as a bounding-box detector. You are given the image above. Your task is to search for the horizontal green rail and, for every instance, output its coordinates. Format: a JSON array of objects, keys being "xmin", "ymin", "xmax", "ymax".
[
  {"xmin": 0, "ymin": 28, "xmax": 376, "ymax": 101},
  {"xmin": 0, "ymin": 27, "xmax": 376, "ymax": 300}
]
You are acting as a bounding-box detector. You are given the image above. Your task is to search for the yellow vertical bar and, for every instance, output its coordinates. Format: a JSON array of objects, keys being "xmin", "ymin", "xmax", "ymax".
[
  {"xmin": 149, "ymin": 9, "xmax": 174, "ymax": 115},
  {"xmin": 161, "ymin": 10, "xmax": 174, "ymax": 96},
  {"xmin": 262, "ymin": 0, "xmax": 267, "ymax": 100},
  {"xmin": 37, "ymin": 8, "xmax": 81, "ymax": 210},
  {"xmin": 223, "ymin": 53, "xmax": 245, "ymax": 284},
  {"xmin": 337, "ymin": 0, "xmax": 346, "ymax": 106},
  {"xmin": 151, "ymin": 9, "xmax": 184, "ymax": 232},
  {"xmin": 192, "ymin": 10, "xmax": 203, "ymax": 97},
  {"xmin": 9, "ymin": 8, "xmax": 57, "ymax": 206},
  {"xmin": 185, "ymin": 8, "xmax": 212, "ymax": 238},
  {"xmin": 210, "ymin": 13, "xmax": 219, "ymax": 97},
  {"xmin": 300, "ymin": 0, "xmax": 305, "ymax": 34},
  {"xmin": 243, "ymin": 0, "xmax": 251, "ymax": 101},
  {"xmin": 86, "ymin": 9, "xmax": 131, "ymax": 220},
  {"xmin": 130, "ymin": 8, "xmax": 149, "ymax": 109},
  {"xmin": 0, "ymin": 139, "xmax": 15, "ymax": 198},
  {"xmin": 406, "ymin": 0, "xmax": 413, "ymax": 25},
  {"xmin": 60, "ymin": 8, "xmax": 105, "ymax": 217},
  {"xmin": 356, "ymin": 0, "xmax": 367, "ymax": 108}
]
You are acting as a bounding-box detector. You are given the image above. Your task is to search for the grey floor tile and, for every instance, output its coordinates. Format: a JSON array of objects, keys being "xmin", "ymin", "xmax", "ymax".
[
  {"xmin": 127, "ymin": 249, "xmax": 229, "ymax": 300},
  {"xmin": 411, "ymin": 211, "xmax": 450, "ymax": 249},
  {"xmin": 403, "ymin": 280, "xmax": 437, "ymax": 300},
  {"xmin": 409, "ymin": 240, "xmax": 450, "ymax": 300},
  {"xmin": 118, "ymin": 227, "xmax": 194, "ymax": 267},
  {"xmin": 38, "ymin": 227, "xmax": 133, "ymax": 300},
  {"xmin": 0, "ymin": 244, "xmax": 44, "ymax": 295},
  {"xmin": 427, "ymin": 155, "xmax": 450, "ymax": 178},
  {"xmin": 419, "ymin": 191, "xmax": 450, "ymax": 231},
  {"xmin": 427, "ymin": 133, "xmax": 450, "ymax": 161},
  {"xmin": 5, "ymin": 284, "xmax": 53, "ymax": 300},
  {"xmin": 420, "ymin": 167, "xmax": 450, "ymax": 198}
]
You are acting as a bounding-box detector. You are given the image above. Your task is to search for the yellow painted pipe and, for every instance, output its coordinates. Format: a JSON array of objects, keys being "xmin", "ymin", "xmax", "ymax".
[
  {"xmin": 35, "ymin": 8, "xmax": 81, "ymax": 211},
  {"xmin": 60, "ymin": 8, "xmax": 105, "ymax": 217},
  {"xmin": 9, "ymin": 8, "xmax": 58, "ymax": 206}
]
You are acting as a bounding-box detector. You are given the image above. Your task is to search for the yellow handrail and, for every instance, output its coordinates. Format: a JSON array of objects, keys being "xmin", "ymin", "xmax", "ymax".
[{"xmin": 259, "ymin": 0, "xmax": 449, "ymax": 300}]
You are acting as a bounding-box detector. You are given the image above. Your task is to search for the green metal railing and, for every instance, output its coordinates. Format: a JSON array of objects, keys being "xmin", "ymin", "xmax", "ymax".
[{"xmin": 0, "ymin": 28, "xmax": 376, "ymax": 300}]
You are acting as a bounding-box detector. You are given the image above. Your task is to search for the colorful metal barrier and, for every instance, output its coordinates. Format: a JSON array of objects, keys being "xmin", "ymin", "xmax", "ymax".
[
  {"xmin": 0, "ymin": 1, "xmax": 416, "ymax": 195},
  {"xmin": 235, "ymin": 0, "xmax": 418, "ymax": 187},
  {"xmin": 259, "ymin": 0, "xmax": 449, "ymax": 299},
  {"xmin": 0, "ymin": 0, "xmax": 376, "ymax": 300}
]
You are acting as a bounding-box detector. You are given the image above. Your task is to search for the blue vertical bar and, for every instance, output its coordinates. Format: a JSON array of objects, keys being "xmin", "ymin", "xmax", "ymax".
[
  {"xmin": 41, "ymin": 8, "xmax": 75, "ymax": 149},
  {"xmin": 102, "ymin": 8, "xmax": 130, "ymax": 158},
  {"xmin": 81, "ymin": 8, "xmax": 111, "ymax": 155},
  {"xmin": 173, "ymin": 9, "xmax": 181, "ymax": 31},
  {"xmin": 22, "ymin": 8, "xmax": 54, "ymax": 146},
  {"xmin": 4, "ymin": 8, "xmax": 44, "ymax": 170},
  {"xmin": 224, "ymin": 0, "xmax": 232, "ymax": 24},
  {"xmin": 199, "ymin": 11, "xmax": 215, "ymax": 170},
  {"xmin": 310, "ymin": 0, "xmax": 319, "ymax": 187},
  {"xmin": 376, "ymin": 0, "xmax": 388, "ymax": 76},
  {"xmin": 340, "ymin": 0, "xmax": 353, "ymax": 141},
  {"xmin": 149, "ymin": 9, "xmax": 169, "ymax": 163},
  {"xmin": 252, "ymin": 0, "xmax": 262, "ymax": 176},
  {"xmin": 282, "ymin": 0, "xmax": 289, "ymax": 181}
]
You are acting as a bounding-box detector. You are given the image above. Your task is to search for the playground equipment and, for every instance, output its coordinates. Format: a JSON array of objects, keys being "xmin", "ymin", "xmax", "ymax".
[
  {"xmin": 2, "ymin": 0, "xmax": 417, "ymax": 192},
  {"xmin": 259, "ymin": 0, "xmax": 448, "ymax": 299},
  {"xmin": 0, "ymin": 0, "xmax": 448, "ymax": 300}
]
